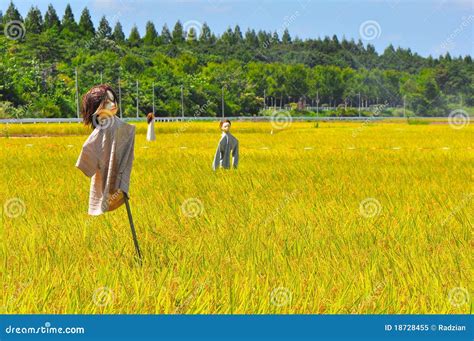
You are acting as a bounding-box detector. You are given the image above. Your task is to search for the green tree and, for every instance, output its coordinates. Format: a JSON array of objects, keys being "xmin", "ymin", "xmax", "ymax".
[
  {"xmin": 186, "ymin": 27, "xmax": 197, "ymax": 42},
  {"xmin": 161, "ymin": 24, "xmax": 172, "ymax": 44},
  {"xmin": 245, "ymin": 29, "xmax": 259, "ymax": 48},
  {"xmin": 199, "ymin": 22, "xmax": 212, "ymax": 43},
  {"xmin": 3, "ymin": 1, "xmax": 22, "ymax": 23},
  {"xmin": 221, "ymin": 27, "xmax": 235, "ymax": 45},
  {"xmin": 97, "ymin": 16, "xmax": 112, "ymax": 38},
  {"xmin": 44, "ymin": 4, "xmax": 60, "ymax": 30},
  {"xmin": 282, "ymin": 28, "xmax": 291, "ymax": 44},
  {"xmin": 172, "ymin": 21, "xmax": 184, "ymax": 43},
  {"xmin": 61, "ymin": 4, "xmax": 77, "ymax": 34},
  {"xmin": 234, "ymin": 25, "xmax": 243, "ymax": 43},
  {"xmin": 128, "ymin": 25, "xmax": 141, "ymax": 47},
  {"xmin": 112, "ymin": 21, "xmax": 125, "ymax": 43},
  {"xmin": 25, "ymin": 6, "xmax": 43, "ymax": 34},
  {"xmin": 143, "ymin": 21, "xmax": 158, "ymax": 45},
  {"xmin": 78, "ymin": 7, "xmax": 94, "ymax": 36}
]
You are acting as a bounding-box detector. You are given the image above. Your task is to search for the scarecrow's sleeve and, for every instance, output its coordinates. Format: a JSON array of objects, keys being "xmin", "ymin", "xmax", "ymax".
[
  {"xmin": 232, "ymin": 140, "xmax": 239, "ymax": 169},
  {"xmin": 212, "ymin": 137, "xmax": 224, "ymax": 171},
  {"xmin": 117, "ymin": 126, "xmax": 135, "ymax": 195},
  {"xmin": 76, "ymin": 134, "xmax": 100, "ymax": 177}
]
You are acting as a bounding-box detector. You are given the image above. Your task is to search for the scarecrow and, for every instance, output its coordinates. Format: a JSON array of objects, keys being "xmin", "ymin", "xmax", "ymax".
[
  {"xmin": 76, "ymin": 84, "xmax": 142, "ymax": 263},
  {"xmin": 212, "ymin": 119, "xmax": 239, "ymax": 171},
  {"xmin": 146, "ymin": 112, "xmax": 156, "ymax": 141}
]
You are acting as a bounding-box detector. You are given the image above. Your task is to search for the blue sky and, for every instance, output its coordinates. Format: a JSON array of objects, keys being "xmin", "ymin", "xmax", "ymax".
[{"xmin": 4, "ymin": 0, "xmax": 473, "ymax": 57}]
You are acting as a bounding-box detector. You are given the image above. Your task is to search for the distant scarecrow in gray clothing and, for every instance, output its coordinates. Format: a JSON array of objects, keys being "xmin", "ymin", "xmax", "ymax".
[{"xmin": 213, "ymin": 119, "xmax": 239, "ymax": 170}]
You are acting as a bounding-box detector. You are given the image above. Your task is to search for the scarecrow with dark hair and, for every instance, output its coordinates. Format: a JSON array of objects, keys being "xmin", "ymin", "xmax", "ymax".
[
  {"xmin": 146, "ymin": 112, "xmax": 156, "ymax": 141},
  {"xmin": 212, "ymin": 119, "xmax": 239, "ymax": 170},
  {"xmin": 76, "ymin": 84, "xmax": 142, "ymax": 262},
  {"xmin": 76, "ymin": 84, "xmax": 136, "ymax": 216}
]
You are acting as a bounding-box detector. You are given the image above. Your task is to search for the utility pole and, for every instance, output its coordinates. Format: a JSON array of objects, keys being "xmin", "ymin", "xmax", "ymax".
[
  {"xmin": 221, "ymin": 86, "xmax": 225, "ymax": 118},
  {"xmin": 118, "ymin": 72, "xmax": 122, "ymax": 119},
  {"xmin": 263, "ymin": 89, "xmax": 266, "ymax": 110},
  {"xmin": 181, "ymin": 85, "xmax": 184, "ymax": 118},
  {"xmin": 358, "ymin": 92, "xmax": 361, "ymax": 117},
  {"xmin": 152, "ymin": 82, "xmax": 155, "ymax": 115},
  {"xmin": 136, "ymin": 80, "xmax": 139, "ymax": 119},
  {"xmin": 403, "ymin": 95, "xmax": 406, "ymax": 118},
  {"xmin": 316, "ymin": 90, "xmax": 320, "ymax": 116},
  {"xmin": 75, "ymin": 67, "xmax": 80, "ymax": 119}
]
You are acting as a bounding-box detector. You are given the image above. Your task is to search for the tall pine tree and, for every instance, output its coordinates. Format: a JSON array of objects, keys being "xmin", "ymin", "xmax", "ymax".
[
  {"xmin": 186, "ymin": 27, "xmax": 197, "ymax": 42},
  {"xmin": 78, "ymin": 7, "xmax": 95, "ymax": 36},
  {"xmin": 282, "ymin": 28, "xmax": 291, "ymax": 44},
  {"xmin": 128, "ymin": 25, "xmax": 141, "ymax": 47},
  {"xmin": 44, "ymin": 4, "xmax": 60, "ymax": 30},
  {"xmin": 112, "ymin": 21, "xmax": 125, "ymax": 43},
  {"xmin": 199, "ymin": 22, "xmax": 212, "ymax": 43},
  {"xmin": 144, "ymin": 21, "xmax": 158, "ymax": 45},
  {"xmin": 3, "ymin": 1, "xmax": 23, "ymax": 23},
  {"xmin": 97, "ymin": 16, "xmax": 112, "ymax": 38},
  {"xmin": 161, "ymin": 24, "xmax": 171, "ymax": 44},
  {"xmin": 61, "ymin": 4, "xmax": 77, "ymax": 33},
  {"xmin": 25, "ymin": 6, "xmax": 43, "ymax": 34},
  {"xmin": 172, "ymin": 21, "xmax": 184, "ymax": 43}
]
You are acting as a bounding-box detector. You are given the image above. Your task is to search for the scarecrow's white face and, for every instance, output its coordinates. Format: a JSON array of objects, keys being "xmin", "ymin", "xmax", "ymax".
[
  {"xmin": 103, "ymin": 90, "xmax": 117, "ymax": 112},
  {"xmin": 97, "ymin": 90, "xmax": 118, "ymax": 117},
  {"xmin": 221, "ymin": 122, "xmax": 231, "ymax": 133}
]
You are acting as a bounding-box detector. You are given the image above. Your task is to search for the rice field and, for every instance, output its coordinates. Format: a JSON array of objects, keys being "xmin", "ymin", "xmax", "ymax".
[{"xmin": 0, "ymin": 120, "xmax": 472, "ymax": 314}]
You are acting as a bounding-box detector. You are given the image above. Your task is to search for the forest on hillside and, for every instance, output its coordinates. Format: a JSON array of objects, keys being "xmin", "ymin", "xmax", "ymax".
[{"xmin": 1, "ymin": 2, "xmax": 473, "ymax": 118}]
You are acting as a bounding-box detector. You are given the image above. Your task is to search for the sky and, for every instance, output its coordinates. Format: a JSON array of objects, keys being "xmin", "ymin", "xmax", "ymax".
[{"xmin": 4, "ymin": 0, "xmax": 473, "ymax": 57}]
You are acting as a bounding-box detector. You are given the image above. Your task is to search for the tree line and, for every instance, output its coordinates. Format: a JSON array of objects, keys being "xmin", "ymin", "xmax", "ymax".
[{"xmin": 0, "ymin": 1, "xmax": 472, "ymax": 118}]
